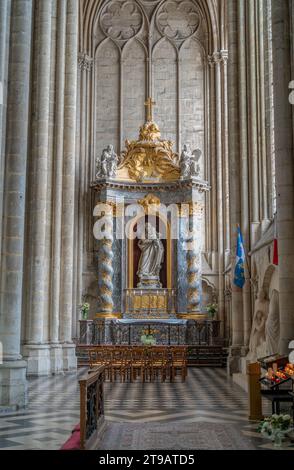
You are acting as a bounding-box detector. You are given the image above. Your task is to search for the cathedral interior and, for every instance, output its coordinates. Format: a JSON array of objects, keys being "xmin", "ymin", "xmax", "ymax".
[{"xmin": 0, "ymin": 0, "xmax": 294, "ymax": 453}]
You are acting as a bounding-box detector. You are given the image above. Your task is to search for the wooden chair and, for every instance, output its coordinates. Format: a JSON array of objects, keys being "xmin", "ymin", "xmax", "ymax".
[
  {"xmin": 110, "ymin": 347, "xmax": 131, "ymax": 382},
  {"xmin": 148, "ymin": 347, "xmax": 169, "ymax": 382},
  {"xmin": 88, "ymin": 348, "xmax": 104, "ymax": 368},
  {"xmin": 89, "ymin": 347, "xmax": 112, "ymax": 380},
  {"xmin": 130, "ymin": 347, "xmax": 146, "ymax": 382},
  {"xmin": 170, "ymin": 347, "xmax": 187, "ymax": 382}
]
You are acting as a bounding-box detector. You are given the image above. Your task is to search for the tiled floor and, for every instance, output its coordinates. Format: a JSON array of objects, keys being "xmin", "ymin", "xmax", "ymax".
[{"xmin": 0, "ymin": 368, "xmax": 293, "ymax": 450}]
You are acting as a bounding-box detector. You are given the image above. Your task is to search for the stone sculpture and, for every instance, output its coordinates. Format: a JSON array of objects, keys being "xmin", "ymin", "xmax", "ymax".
[
  {"xmin": 137, "ymin": 223, "xmax": 164, "ymax": 289},
  {"xmin": 180, "ymin": 144, "xmax": 201, "ymax": 178},
  {"xmin": 265, "ymin": 290, "xmax": 280, "ymax": 355},
  {"xmin": 96, "ymin": 144, "xmax": 118, "ymax": 178},
  {"xmin": 248, "ymin": 289, "xmax": 269, "ymax": 360}
]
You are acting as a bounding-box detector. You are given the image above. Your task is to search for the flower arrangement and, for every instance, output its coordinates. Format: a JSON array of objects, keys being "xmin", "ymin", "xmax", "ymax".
[
  {"xmin": 80, "ymin": 302, "xmax": 90, "ymax": 320},
  {"xmin": 206, "ymin": 303, "xmax": 218, "ymax": 319},
  {"xmin": 140, "ymin": 328, "xmax": 158, "ymax": 346},
  {"xmin": 258, "ymin": 414, "xmax": 293, "ymax": 447}
]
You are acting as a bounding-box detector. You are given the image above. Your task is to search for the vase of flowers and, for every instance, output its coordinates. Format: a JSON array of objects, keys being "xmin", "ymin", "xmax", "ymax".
[
  {"xmin": 258, "ymin": 414, "xmax": 293, "ymax": 447},
  {"xmin": 206, "ymin": 303, "xmax": 218, "ymax": 319},
  {"xmin": 140, "ymin": 328, "xmax": 157, "ymax": 345},
  {"xmin": 80, "ymin": 302, "xmax": 90, "ymax": 320},
  {"xmin": 141, "ymin": 334, "xmax": 156, "ymax": 346}
]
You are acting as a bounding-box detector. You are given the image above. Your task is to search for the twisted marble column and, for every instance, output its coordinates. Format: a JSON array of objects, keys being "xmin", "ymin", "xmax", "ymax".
[
  {"xmin": 187, "ymin": 241, "xmax": 201, "ymax": 313},
  {"xmin": 98, "ymin": 217, "xmax": 114, "ymax": 314},
  {"xmin": 186, "ymin": 206, "xmax": 202, "ymax": 313}
]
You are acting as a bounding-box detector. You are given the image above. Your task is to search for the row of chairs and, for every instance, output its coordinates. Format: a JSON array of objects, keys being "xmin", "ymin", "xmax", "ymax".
[{"xmin": 88, "ymin": 346, "xmax": 187, "ymax": 382}]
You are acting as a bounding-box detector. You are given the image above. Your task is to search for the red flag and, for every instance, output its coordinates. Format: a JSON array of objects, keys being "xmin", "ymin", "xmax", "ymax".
[
  {"xmin": 273, "ymin": 238, "xmax": 278, "ymax": 265},
  {"xmin": 273, "ymin": 218, "xmax": 278, "ymax": 266}
]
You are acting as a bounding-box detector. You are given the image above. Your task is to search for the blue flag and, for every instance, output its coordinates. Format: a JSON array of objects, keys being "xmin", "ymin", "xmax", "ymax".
[{"xmin": 234, "ymin": 226, "xmax": 245, "ymax": 288}]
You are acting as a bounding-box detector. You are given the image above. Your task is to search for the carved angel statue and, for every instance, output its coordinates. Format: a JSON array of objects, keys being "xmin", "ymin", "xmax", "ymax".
[
  {"xmin": 96, "ymin": 144, "xmax": 118, "ymax": 178},
  {"xmin": 180, "ymin": 144, "xmax": 201, "ymax": 178}
]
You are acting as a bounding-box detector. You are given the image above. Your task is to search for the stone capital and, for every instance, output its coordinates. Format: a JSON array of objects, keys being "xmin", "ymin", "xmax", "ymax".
[
  {"xmin": 208, "ymin": 52, "xmax": 222, "ymax": 66},
  {"xmin": 78, "ymin": 52, "xmax": 93, "ymax": 72},
  {"xmin": 220, "ymin": 50, "xmax": 229, "ymax": 64}
]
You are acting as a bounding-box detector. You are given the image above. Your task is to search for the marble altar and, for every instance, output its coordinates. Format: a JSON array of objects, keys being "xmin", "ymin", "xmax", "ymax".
[{"xmin": 91, "ymin": 98, "xmax": 210, "ymax": 325}]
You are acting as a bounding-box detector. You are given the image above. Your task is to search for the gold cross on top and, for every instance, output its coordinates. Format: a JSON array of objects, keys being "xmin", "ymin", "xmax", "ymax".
[{"xmin": 144, "ymin": 97, "xmax": 156, "ymax": 122}]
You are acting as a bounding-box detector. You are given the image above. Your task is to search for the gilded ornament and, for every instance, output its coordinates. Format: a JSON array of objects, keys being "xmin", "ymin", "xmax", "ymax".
[
  {"xmin": 115, "ymin": 98, "xmax": 180, "ymax": 182},
  {"xmin": 138, "ymin": 194, "xmax": 161, "ymax": 213}
]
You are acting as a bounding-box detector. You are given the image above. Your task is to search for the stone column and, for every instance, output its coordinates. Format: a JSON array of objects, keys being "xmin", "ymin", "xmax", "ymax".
[
  {"xmin": 208, "ymin": 57, "xmax": 218, "ymax": 265},
  {"xmin": 50, "ymin": 0, "xmax": 67, "ymax": 373},
  {"xmin": 238, "ymin": 0, "xmax": 252, "ymax": 349},
  {"xmin": 59, "ymin": 0, "xmax": 79, "ymax": 370},
  {"xmin": 264, "ymin": 0, "xmax": 276, "ymax": 218},
  {"xmin": 227, "ymin": 0, "xmax": 243, "ymax": 372},
  {"xmin": 257, "ymin": 0, "xmax": 269, "ymax": 225},
  {"xmin": 214, "ymin": 52, "xmax": 225, "ymax": 336},
  {"xmin": 186, "ymin": 204, "xmax": 203, "ymax": 314},
  {"xmin": 248, "ymin": 0, "xmax": 260, "ymax": 242},
  {"xmin": 0, "ymin": 0, "xmax": 12, "ymax": 261},
  {"xmin": 0, "ymin": 0, "xmax": 33, "ymax": 408},
  {"xmin": 220, "ymin": 50, "xmax": 230, "ymax": 263},
  {"xmin": 271, "ymin": 0, "xmax": 294, "ymax": 354},
  {"xmin": 76, "ymin": 52, "xmax": 93, "ymax": 337},
  {"xmin": 23, "ymin": 0, "xmax": 53, "ymax": 376}
]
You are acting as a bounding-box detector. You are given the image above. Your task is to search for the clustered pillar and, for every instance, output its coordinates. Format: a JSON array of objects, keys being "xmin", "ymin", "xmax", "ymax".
[
  {"xmin": 271, "ymin": 0, "xmax": 294, "ymax": 354},
  {"xmin": 0, "ymin": 0, "xmax": 79, "ymax": 408},
  {"xmin": 0, "ymin": 0, "xmax": 33, "ymax": 409}
]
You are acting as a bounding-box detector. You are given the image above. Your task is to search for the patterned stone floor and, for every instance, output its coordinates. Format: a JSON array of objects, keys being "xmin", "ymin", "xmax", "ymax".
[{"xmin": 0, "ymin": 368, "xmax": 293, "ymax": 450}]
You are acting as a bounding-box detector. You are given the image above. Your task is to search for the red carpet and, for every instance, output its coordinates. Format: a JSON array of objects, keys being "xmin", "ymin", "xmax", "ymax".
[{"xmin": 60, "ymin": 424, "xmax": 80, "ymax": 450}]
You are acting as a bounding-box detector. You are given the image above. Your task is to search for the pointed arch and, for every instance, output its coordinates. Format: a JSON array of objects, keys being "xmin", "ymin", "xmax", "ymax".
[
  {"xmin": 153, "ymin": 37, "xmax": 178, "ymax": 144},
  {"xmin": 122, "ymin": 39, "xmax": 146, "ymax": 142},
  {"xmin": 94, "ymin": 38, "xmax": 120, "ymax": 161}
]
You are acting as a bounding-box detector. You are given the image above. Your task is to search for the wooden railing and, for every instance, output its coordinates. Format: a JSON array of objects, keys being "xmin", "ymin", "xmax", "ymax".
[{"xmin": 79, "ymin": 366, "xmax": 106, "ymax": 450}]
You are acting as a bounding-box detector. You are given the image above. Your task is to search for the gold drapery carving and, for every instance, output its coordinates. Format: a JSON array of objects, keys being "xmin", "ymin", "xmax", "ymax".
[
  {"xmin": 116, "ymin": 112, "xmax": 180, "ymax": 182},
  {"xmin": 138, "ymin": 194, "xmax": 161, "ymax": 213}
]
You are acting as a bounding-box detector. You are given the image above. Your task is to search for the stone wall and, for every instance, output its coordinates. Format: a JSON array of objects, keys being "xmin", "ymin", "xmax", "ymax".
[
  {"xmin": 227, "ymin": 0, "xmax": 294, "ymax": 375},
  {"xmin": 0, "ymin": 0, "xmax": 79, "ymax": 410}
]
